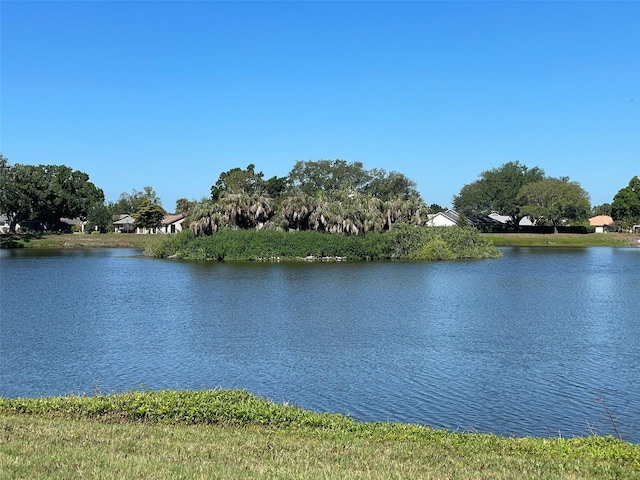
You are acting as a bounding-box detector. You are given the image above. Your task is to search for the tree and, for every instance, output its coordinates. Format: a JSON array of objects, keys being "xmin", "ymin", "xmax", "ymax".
[
  {"xmin": 0, "ymin": 154, "xmax": 10, "ymax": 201},
  {"xmin": 281, "ymin": 191, "xmax": 314, "ymax": 231},
  {"xmin": 517, "ymin": 178, "xmax": 591, "ymax": 233},
  {"xmin": 0, "ymin": 161, "xmax": 104, "ymax": 232},
  {"xmin": 264, "ymin": 175, "xmax": 287, "ymax": 200},
  {"xmin": 453, "ymin": 161, "xmax": 545, "ymax": 227},
  {"xmin": 189, "ymin": 200, "xmax": 223, "ymax": 235},
  {"xmin": 591, "ymin": 203, "xmax": 612, "ymax": 217},
  {"xmin": 287, "ymin": 160, "xmax": 371, "ymax": 199},
  {"xmin": 114, "ymin": 186, "xmax": 162, "ymax": 214},
  {"xmin": 190, "ymin": 160, "xmax": 429, "ymax": 236},
  {"xmin": 86, "ymin": 203, "xmax": 116, "ymax": 233},
  {"xmin": 365, "ymin": 169, "xmax": 421, "ymax": 201},
  {"xmin": 210, "ymin": 164, "xmax": 265, "ymax": 200},
  {"xmin": 216, "ymin": 192, "xmax": 274, "ymax": 229},
  {"xmin": 175, "ymin": 198, "xmax": 196, "ymax": 216},
  {"xmin": 132, "ymin": 199, "xmax": 166, "ymax": 232},
  {"xmin": 611, "ymin": 176, "xmax": 640, "ymax": 230}
]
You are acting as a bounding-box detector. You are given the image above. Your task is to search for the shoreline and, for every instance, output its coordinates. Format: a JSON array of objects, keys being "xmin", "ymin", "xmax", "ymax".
[
  {"xmin": 1, "ymin": 389, "xmax": 637, "ymax": 479},
  {"xmin": 3, "ymin": 231, "xmax": 639, "ymax": 250}
]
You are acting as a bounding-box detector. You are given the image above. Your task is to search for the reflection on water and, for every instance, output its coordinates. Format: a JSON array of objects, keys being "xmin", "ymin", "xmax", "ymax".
[{"xmin": 1, "ymin": 246, "xmax": 639, "ymax": 442}]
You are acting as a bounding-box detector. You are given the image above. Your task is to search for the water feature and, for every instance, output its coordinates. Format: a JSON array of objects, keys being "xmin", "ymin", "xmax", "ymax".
[{"xmin": 1, "ymin": 246, "xmax": 638, "ymax": 441}]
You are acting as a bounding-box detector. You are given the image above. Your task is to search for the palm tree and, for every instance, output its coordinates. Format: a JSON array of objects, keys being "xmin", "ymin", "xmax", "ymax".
[
  {"xmin": 281, "ymin": 191, "xmax": 314, "ymax": 231},
  {"xmin": 247, "ymin": 193, "xmax": 274, "ymax": 229},
  {"xmin": 189, "ymin": 200, "xmax": 223, "ymax": 235},
  {"xmin": 382, "ymin": 198, "xmax": 406, "ymax": 230},
  {"xmin": 215, "ymin": 192, "xmax": 275, "ymax": 229},
  {"xmin": 362, "ymin": 196, "xmax": 385, "ymax": 233}
]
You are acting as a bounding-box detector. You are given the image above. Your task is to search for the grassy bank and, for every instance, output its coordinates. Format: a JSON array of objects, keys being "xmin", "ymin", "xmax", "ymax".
[
  {"xmin": 0, "ymin": 233, "xmax": 159, "ymax": 249},
  {"xmin": 1, "ymin": 390, "xmax": 638, "ymax": 479},
  {"xmin": 3, "ymin": 231, "xmax": 639, "ymax": 252},
  {"xmin": 482, "ymin": 232, "xmax": 640, "ymax": 247}
]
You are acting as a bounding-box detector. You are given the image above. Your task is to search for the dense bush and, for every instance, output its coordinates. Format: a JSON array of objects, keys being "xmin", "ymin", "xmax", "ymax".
[{"xmin": 145, "ymin": 226, "xmax": 501, "ymax": 261}]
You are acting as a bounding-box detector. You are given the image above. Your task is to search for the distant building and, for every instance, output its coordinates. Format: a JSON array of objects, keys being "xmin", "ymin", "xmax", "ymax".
[
  {"xmin": 0, "ymin": 214, "xmax": 11, "ymax": 234},
  {"xmin": 487, "ymin": 212, "xmax": 533, "ymax": 226},
  {"xmin": 160, "ymin": 214, "xmax": 185, "ymax": 234},
  {"xmin": 113, "ymin": 213, "xmax": 185, "ymax": 234},
  {"xmin": 589, "ymin": 215, "xmax": 614, "ymax": 233},
  {"xmin": 60, "ymin": 217, "xmax": 86, "ymax": 233},
  {"xmin": 427, "ymin": 209, "xmax": 460, "ymax": 227},
  {"xmin": 113, "ymin": 214, "xmax": 136, "ymax": 233}
]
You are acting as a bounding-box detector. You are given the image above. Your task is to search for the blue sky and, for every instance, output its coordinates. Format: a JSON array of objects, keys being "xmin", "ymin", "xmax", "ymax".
[{"xmin": 2, "ymin": 1, "xmax": 639, "ymax": 211}]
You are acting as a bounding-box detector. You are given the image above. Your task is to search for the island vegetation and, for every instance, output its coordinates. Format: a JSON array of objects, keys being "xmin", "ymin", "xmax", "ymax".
[{"xmin": 143, "ymin": 224, "xmax": 501, "ymax": 261}]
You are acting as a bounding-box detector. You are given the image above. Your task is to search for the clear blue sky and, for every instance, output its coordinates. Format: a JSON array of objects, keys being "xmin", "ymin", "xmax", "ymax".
[{"xmin": 2, "ymin": 1, "xmax": 639, "ymax": 212}]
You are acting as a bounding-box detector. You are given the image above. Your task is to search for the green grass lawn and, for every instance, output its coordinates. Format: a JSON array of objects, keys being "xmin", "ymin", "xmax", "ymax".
[
  {"xmin": 0, "ymin": 233, "xmax": 159, "ymax": 249},
  {"xmin": 1, "ymin": 390, "xmax": 638, "ymax": 479},
  {"xmin": 482, "ymin": 232, "xmax": 639, "ymax": 247}
]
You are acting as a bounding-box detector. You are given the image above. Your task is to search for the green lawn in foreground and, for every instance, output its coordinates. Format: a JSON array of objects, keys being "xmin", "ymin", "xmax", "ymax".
[{"xmin": 1, "ymin": 390, "xmax": 638, "ymax": 479}]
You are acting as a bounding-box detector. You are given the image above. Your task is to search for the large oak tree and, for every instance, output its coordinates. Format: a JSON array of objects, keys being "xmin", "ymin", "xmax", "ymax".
[
  {"xmin": 611, "ymin": 176, "xmax": 640, "ymax": 230},
  {"xmin": 517, "ymin": 178, "xmax": 591, "ymax": 233},
  {"xmin": 453, "ymin": 161, "xmax": 545, "ymax": 227},
  {"xmin": 0, "ymin": 158, "xmax": 104, "ymax": 233}
]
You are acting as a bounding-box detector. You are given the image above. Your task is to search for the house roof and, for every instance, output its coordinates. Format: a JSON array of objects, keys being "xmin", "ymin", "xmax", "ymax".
[
  {"xmin": 60, "ymin": 217, "xmax": 84, "ymax": 225},
  {"xmin": 487, "ymin": 212, "xmax": 533, "ymax": 226},
  {"xmin": 428, "ymin": 209, "xmax": 474, "ymax": 226},
  {"xmin": 162, "ymin": 214, "xmax": 185, "ymax": 225},
  {"xmin": 589, "ymin": 215, "xmax": 614, "ymax": 226},
  {"xmin": 114, "ymin": 214, "xmax": 135, "ymax": 225}
]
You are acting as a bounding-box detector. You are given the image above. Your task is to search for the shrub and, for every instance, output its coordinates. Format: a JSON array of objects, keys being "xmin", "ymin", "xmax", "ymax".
[{"xmin": 144, "ymin": 226, "xmax": 501, "ymax": 261}]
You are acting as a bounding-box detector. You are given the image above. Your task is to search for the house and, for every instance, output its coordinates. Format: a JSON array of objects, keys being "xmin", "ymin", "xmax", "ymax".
[
  {"xmin": 114, "ymin": 213, "xmax": 185, "ymax": 234},
  {"xmin": 60, "ymin": 217, "xmax": 86, "ymax": 233},
  {"xmin": 0, "ymin": 214, "xmax": 23, "ymax": 233},
  {"xmin": 136, "ymin": 213, "xmax": 186, "ymax": 234},
  {"xmin": 427, "ymin": 209, "xmax": 465, "ymax": 227},
  {"xmin": 487, "ymin": 212, "xmax": 533, "ymax": 226},
  {"xmin": 160, "ymin": 214, "xmax": 185, "ymax": 234},
  {"xmin": 0, "ymin": 214, "xmax": 10, "ymax": 234},
  {"xmin": 589, "ymin": 215, "xmax": 614, "ymax": 233},
  {"xmin": 114, "ymin": 214, "xmax": 136, "ymax": 233}
]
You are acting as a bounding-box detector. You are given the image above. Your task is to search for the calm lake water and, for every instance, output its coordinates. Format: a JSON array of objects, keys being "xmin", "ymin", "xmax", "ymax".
[{"xmin": 1, "ymin": 246, "xmax": 639, "ymax": 442}]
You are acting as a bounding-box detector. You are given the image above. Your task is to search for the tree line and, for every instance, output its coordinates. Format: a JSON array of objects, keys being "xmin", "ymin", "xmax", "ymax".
[
  {"xmin": 1, "ymin": 153, "xmax": 639, "ymax": 235},
  {"xmin": 185, "ymin": 160, "xmax": 434, "ymax": 235},
  {"xmin": 452, "ymin": 161, "xmax": 640, "ymax": 233}
]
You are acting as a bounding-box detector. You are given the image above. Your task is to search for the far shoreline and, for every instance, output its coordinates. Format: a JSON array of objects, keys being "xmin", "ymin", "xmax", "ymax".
[{"xmin": 2, "ymin": 231, "xmax": 639, "ymax": 250}]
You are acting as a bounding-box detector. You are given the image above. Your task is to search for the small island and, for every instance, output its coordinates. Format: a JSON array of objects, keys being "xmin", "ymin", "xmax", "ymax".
[{"xmin": 144, "ymin": 225, "xmax": 502, "ymax": 262}]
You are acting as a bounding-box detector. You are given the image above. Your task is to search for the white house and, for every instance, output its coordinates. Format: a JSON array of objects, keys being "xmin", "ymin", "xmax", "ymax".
[
  {"xmin": 0, "ymin": 214, "xmax": 11, "ymax": 234},
  {"xmin": 427, "ymin": 209, "xmax": 462, "ymax": 227},
  {"xmin": 115, "ymin": 213, "xmax": 185, "ymax": 234},
  {"xmin": 160, "ymin": 214, "xmax": 185, "ymax": 234}
]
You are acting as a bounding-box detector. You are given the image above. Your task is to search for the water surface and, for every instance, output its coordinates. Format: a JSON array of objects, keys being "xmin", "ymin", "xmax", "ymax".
[{"xmin": 1, "ymin": 246, "xmax": 638, "ymax": 442}]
